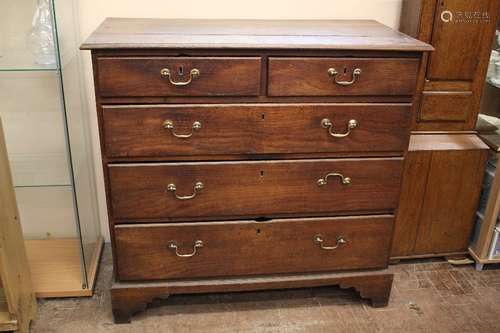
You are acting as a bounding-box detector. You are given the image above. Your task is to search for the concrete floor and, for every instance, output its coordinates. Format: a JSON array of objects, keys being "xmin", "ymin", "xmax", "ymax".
[{"xmin": 31, "ymin": 245, "xmax": 500, "ymax": 333}]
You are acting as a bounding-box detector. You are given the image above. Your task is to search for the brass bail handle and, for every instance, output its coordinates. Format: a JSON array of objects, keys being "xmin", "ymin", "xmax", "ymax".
[
  {"xmin": 327, "ymin": 67, "xmax": 362, "ymax": 86},
  {"xmin": 167, "ymin": 181, "xmax": 204, "ymax": 200},
  {"xmin": 321, "ymin": 118, "xmax": 358, "ymax": 138},
  {"xmin": 314, "ymin": 235, "xmax": 347, "ymax": 250},
  {"xmin": 160, "ymin": 68, "xmax": 200, "ymax": 86},
  {"xmin": 317, "ymin": 172, "xmax": 351, "ymax": 187},
  {"xmin": 163, "ymin": 120, "xmax": 202, "ymax": 139},
  {"xmin": 168, "ymin": 240, "xmax": 204, "ymax": 258}
]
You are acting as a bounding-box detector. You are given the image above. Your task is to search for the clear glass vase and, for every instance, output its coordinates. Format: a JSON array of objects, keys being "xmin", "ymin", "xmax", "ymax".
[{"xmin": 27, "ymin": 0, "xmax": 56, "ymax": 66}]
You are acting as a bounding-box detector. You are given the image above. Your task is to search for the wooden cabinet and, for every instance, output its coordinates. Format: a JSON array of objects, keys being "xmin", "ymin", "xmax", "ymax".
[
  {"xmin": 400, "ymin": 0, "xmax": 499, "ymax": 131},
  {"xmin": 391, "ymin": 135, "xmax": 489, "ymax": 259},
  {"xmin": 82, "ymin": 18, "xmax": 431, "ymax": 323}
]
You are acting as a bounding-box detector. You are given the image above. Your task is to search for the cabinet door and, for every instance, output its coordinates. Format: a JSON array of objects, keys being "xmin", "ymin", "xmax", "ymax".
[
  {"xmin": 427, "ymin": 0, "xmax": 494, "ymax": 80},
  {"xmin": 391, "ymin": 135, "xmax": 488, "ymax": 258}
]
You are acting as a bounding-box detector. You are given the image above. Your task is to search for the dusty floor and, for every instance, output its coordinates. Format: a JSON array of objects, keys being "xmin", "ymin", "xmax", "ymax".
[{"xmin": 31, "ymin": 245, "xmax": 500, "ymax": 333}]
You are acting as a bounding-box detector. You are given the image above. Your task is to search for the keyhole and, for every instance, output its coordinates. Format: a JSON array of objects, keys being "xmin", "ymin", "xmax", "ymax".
[
  {"xmin": 343, "ymin": 67, "xmax": 348, "ymax": 74},
  {"xmin": 178, "ymin": 65, "xmax": 184, "ymax": 76},
  {"xmin": 256, "ymin": 228, "xmax": 261, "ymax": 234},
  {"xmin": 261, "ymin": 113, "xmax": 265, "ymax": 120},
  {"xmin": 260, "ymin": 170, "xmax": 264, "ymax": 177}
]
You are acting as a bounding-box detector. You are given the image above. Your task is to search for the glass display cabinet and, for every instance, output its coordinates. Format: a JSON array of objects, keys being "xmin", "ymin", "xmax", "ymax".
[{"xmin": 0, "ymin": 0, "xmax": 102, "ymax": 297}]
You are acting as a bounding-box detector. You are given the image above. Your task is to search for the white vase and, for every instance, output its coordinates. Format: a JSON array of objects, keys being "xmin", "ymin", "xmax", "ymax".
[{"xmin": 27, "ymin": 0, "xmax": 56, "ymax": 66}]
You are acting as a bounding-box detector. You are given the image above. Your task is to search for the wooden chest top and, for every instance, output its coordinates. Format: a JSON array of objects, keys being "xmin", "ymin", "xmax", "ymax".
[{"xmin": 81, "ymin": 18, "xmax": 433, "ymax": 51}]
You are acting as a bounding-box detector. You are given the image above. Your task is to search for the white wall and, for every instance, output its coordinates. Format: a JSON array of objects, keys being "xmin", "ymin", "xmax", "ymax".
[{"xmin": 77, "ymin": 0, "xmax": 404, "ymax": 241}]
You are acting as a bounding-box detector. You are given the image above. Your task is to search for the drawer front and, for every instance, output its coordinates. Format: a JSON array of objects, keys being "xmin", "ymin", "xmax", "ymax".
[
  {"xmin": 97, "ymin": 57, "xmax": 261, "ymax": 97},
  {"xmin": 115, "ymin": 215, "xmax": 393, "ymax": 280},
  {"xmin": 103, "ymin": 104, "xmax": 410, "ymax": 158},
  {"xmin": 108, "ymin": 158, "xmax": 402, "ymax": 220},
  {"xmin": 268, "ymin": 57, "xmax": 419, "ymax": 96}
]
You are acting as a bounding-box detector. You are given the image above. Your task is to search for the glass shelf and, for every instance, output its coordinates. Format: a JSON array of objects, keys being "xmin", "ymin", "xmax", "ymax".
[{"xmin": 0, "ymin": 50, "xmax": 58, "ymax": 72}]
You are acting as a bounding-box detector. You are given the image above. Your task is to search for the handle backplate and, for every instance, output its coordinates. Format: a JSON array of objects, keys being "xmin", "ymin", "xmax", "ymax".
[
  {"xmin": 167, "ymin": 181, "xmax": 204, "ymax": 200},
  {"xmin": 327, "ymin": 68, "xmax": 362, "ymax": 86},
  {"xmin": 314, "ymin": 235, "xmax": 347, "ymax": 250},
  {"xmin": 163, "ymin": 120, "xmax": 202, "ymax": 139},
  {"xmin": 321, "ymin": 118, "xmax": 358, "ymax": 138},
  {"xmin": 317, "ymin": 172, "xmax": 351, "ymax": 187},
  {"xmin": 160, "ymin": 68, "xmax": 200, "ymax": 86},
  {"xmin": 168, "ymin": 240, "xmax": 204, "ymax": 258}
]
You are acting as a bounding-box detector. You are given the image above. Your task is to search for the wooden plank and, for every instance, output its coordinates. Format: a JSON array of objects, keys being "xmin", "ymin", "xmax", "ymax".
[
  {"xmin": 0, "ymin": 118, "xmax": 36, "ymax": 332},
  {"xmin": 85, "ymin": 237, "xmax": 104, "ymax": 293},
  {"xmin": 400, "ymin": 0, "xmax": 424, "ymax": 38},
  {"xmin": 409, "ymin": 134, "xmax": 489, "ymax": 151},
  {"xmin": 80, "ymin": 18, "xmax": 433, "ymax": 51},
  {"xmin": 470, "ymin": 151, "xmax": 500, "ymax": 259},
  {"xmin": 414, "ymin": 149, "xmax": 488, "ymax": 254},
  {"xmin": 0, "ymin": 290, "xmax": 17, "ymax": 332},
  {"xmin": 391, "ymin": 151, "xmax": 431, "ymax": 257},
  {"xmin": 25, "ymin": 238, "xmax": 102, "ymax": 298}
]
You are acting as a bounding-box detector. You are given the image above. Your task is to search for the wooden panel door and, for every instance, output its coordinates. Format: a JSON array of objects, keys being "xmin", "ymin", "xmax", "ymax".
[
  {"xmin": 391, "ymin": 135, "xmax": 488, "ymax": 258},
  {"xmin": 413, "ymin": 150, "xmax": 487, "ymax": 254},
  {"xmin": 427, "ymin": 0, "xmax": 494, "ymax": 80}
]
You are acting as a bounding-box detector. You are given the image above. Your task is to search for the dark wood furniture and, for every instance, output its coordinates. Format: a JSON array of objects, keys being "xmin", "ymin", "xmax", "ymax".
[
  {"xmin": 391, "ymin": 134, "xmax": 488, "ymax": 259},
  {"xmin": 400, "ymin": 0, "xmax": 499, "ymax": 131},
  {"xmin": 81, "ymin": 18, "xmax": 431, "ymax": 323},
  {"xmin": 392, "ymin": 0, "xmax": 498, "ymax": 260}
]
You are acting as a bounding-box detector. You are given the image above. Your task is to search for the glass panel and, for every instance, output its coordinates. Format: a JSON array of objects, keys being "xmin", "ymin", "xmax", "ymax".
[
  {"xmin": 0, "ymin": 71, "xmax": 71, "ymax": 186},
  {"xmin": 0, "ymin": 0, "xmax": 58, "ymax": 71},
  {"xmin": 53, "ymin": 0, "xmax": 102, "ymax": 287},
  {"xmin": 15, "ymin": 186, "xmax": 77, "ymax": 239}
]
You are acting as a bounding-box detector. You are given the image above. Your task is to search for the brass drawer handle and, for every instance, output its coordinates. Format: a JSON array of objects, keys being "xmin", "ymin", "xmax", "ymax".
[
  {"xmin": 167, "ymin": 181, "xmax": 204, "ymax": 200},
  {"xmin": 321, "ymin": 118, "xmax": 358, "ymax": 138},
  {"xmin": 168, "ymin": 240, "xmax": 204, "ymax": 258},
  {"xmin": 163, "ymin": 120, "xmax": 202, "ymax": 139},
  {"xmin": 314, "ymin": 235, "xmax": 347, "ymax": 250},
  {"xmin": 317, "ymin": 172, "xmax": 351, "ymax": 187},
  {"xmin": 327, "ymin": 68, "xmax": 362, "ymax": 86},
  {"xmin": 160, "ymin": 68, "xmax": 200, "ymax": 86}
]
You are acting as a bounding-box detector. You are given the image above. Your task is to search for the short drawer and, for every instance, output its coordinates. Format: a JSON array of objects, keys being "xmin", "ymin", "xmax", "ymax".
[
  {"xmin": 102, "ymin": 104, "xmax": 411, "ymax": 158},
  {"xmin": 114, "ymin": 215, "xmax": 394, "ymax": 281},
  {"xmin": 108, "ymin": 158, "xmax": 402, "ymax": 221},
  {"xmin": 268, "ymin": 57, "xmax": 419, "ymax": 96},
  {"xmin": 96, "ymin": 57, "xmax": 261, "ymax": 97}
]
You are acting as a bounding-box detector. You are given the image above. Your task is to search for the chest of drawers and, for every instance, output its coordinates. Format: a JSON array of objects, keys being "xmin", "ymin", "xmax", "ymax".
[{"xmin": 82, "ymin": 18, "xmax": 432, "ymax": 323}]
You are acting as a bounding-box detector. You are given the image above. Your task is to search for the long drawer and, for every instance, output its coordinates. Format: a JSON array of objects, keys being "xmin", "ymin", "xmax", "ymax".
[
  {"xmin": 114, "ymin": 215, "xmax": 394, "ymax": 281},
  {"xmin": 96, "ymin": 57, "xmax": 262, "ymax": 97},
  {"xmin": 102, "ymin": 104, "xmax": 411, "ymax": 158},
  {"xmin": 108, "ymin": 158, "xmax": 403, "ymax": 221},
  {"xmin": 268, "ymin": 57, "xmax": 419, "ymax": 96}
]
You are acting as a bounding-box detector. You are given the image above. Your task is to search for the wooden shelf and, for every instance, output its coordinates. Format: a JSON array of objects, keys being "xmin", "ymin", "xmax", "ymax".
[
  {"xmin": 0, "ymin": 289, "xmax": 17, "ymax": 332},
  {"xmin": 25, "ymin": 237, "xmax": 103, "ymax": 298}
]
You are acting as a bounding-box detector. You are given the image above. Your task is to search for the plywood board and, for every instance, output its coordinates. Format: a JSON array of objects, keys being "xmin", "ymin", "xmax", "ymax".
[{"xmin": 25, "ymin": 238, "xmax": 103, "ymax": 298}]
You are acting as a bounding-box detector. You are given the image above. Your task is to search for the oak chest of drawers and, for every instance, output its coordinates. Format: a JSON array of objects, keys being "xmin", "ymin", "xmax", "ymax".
[{"xmin": 82, "ymin": 18, "xmax": 432, "ymax": 323}]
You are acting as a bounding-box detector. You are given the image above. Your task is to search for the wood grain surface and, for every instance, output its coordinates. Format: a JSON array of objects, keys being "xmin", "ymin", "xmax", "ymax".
[
  {"xmin": 108, "ymin": 158, "xmax": 403, "ymax": 221},
  {"xmin": 81, "ymin": 18, "xmax": 432, "ymax": 51},
  {"xmin": 268, "ymin": 58, "xmax": 419, "ymax": 96},
  {"xmin": 114, "ymin": 215, "xmax": 393, "ymax": 281},
  {"xmin": 102, "ymin": 103, "xmax": 411, "ymax": 158},
  {"xmin": 97, "ymin": 57, "xmax": 261, "ymax": 97}
]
